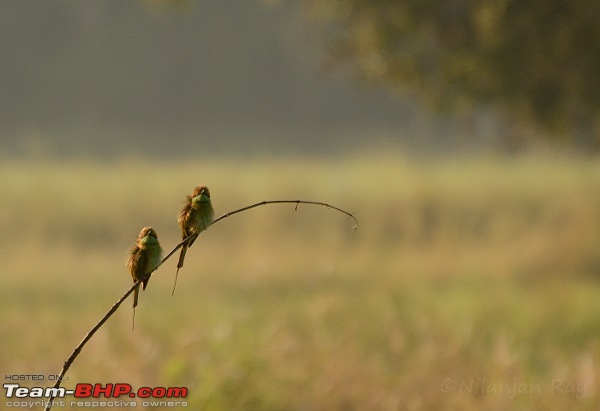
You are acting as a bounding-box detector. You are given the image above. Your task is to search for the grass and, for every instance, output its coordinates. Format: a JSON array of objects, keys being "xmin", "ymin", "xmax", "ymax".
[{"xmin": 2, "ymin": 152, "xmax": 600, "ymax": 410}]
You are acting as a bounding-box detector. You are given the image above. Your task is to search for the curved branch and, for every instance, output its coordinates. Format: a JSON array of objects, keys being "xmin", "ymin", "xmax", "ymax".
[
  {"xmin": 45, "ymin": 198, "xmax": 357, "ymax": 410},
  {"xmin": 213, "ymin": 199, "xmax": 358, "ymax": 230}
]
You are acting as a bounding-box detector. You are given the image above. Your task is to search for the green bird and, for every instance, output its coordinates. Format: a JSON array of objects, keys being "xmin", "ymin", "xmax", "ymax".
[
  {"xmin": 127, "ymin": 226, "xmax": 163, "ymax": 309},
  {"xmin": 174, "ymin": 185, "xmax": 214, "ymax": 294}
]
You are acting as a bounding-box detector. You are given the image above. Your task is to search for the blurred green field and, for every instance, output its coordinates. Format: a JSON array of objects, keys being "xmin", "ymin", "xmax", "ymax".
[{"xmin": 2, "ymin": 153, "xmax": 600, "ymax": 410}]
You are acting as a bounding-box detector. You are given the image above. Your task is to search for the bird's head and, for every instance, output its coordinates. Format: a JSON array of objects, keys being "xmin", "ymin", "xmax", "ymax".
[
  {"xmin": 138, "ymin": 226, "xmax": 159, "ymax": 245},
  {"xmin": 191, "ymin": 185, "xmax": 211, "ymax": 204}
]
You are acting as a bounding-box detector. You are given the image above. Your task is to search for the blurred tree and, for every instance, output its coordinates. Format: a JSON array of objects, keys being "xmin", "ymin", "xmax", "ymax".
[{"xmin": 305, "ymin": 0, "xmax": 600, "ymax": 146}]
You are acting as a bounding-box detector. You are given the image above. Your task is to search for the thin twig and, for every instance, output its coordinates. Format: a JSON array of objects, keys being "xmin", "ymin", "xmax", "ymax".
[
  {"xmin": 45, "ymin": 199, "xmax": 357, "ymax": 410},
  {"xmin": 213, "ymin": 199, "xmax": 359, "ymax": 230}
]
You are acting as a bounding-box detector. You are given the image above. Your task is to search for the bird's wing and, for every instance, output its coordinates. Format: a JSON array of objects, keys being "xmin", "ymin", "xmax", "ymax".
[
  {"xmin": 129, "ymin": 246, "xmax": 149, "ymax": 285},
  {"xmin": 137, "ymin": 250, "xmax": 150, "ymax": 289},
  {"xmin": 178, "ymin": 201, "xmax": 193, "ymax": 238}
]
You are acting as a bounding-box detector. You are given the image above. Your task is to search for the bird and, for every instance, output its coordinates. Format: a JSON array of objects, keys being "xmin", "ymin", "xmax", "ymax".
[
  {"xmin": 174, "ymin": 185, "xmax": 214, "ymax": 294},
  {"xmin": 127, "ymin": 226, "xmax": 163, "ymax": 310}
]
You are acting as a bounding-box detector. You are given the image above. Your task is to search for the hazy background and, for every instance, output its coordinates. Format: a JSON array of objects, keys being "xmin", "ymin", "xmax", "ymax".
[
  {"xmin": 1, "ymin": 0, "xmax": 452, "ymax": 158},
  {"xmin": 2, "ymin": 1, "xmax": 600, "ymax": 410}
]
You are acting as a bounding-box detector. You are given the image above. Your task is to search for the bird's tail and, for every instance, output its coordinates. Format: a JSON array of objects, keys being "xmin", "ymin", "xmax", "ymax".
[
  {"xmin": 173, "ymin": 244, "xmax": 188, "ymax": 295},
  {"xmin": 133, "ymin": 283, "xmax": 140, "ymax": 309}
]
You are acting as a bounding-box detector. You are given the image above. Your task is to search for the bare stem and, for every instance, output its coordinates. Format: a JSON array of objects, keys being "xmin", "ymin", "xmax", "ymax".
[
  {"xmin": 45, "ymin": 199, "xmax": 357, "ymax": 410},
  {"xmin": 213, "ymin": 199, "xmax": 358, "ymax": 230}
]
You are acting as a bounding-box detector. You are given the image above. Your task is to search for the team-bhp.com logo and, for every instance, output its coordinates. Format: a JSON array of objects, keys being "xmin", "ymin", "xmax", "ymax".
[{"xmin": 4, "ymin": 383, "xmax": 188, "ymax": 408}]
